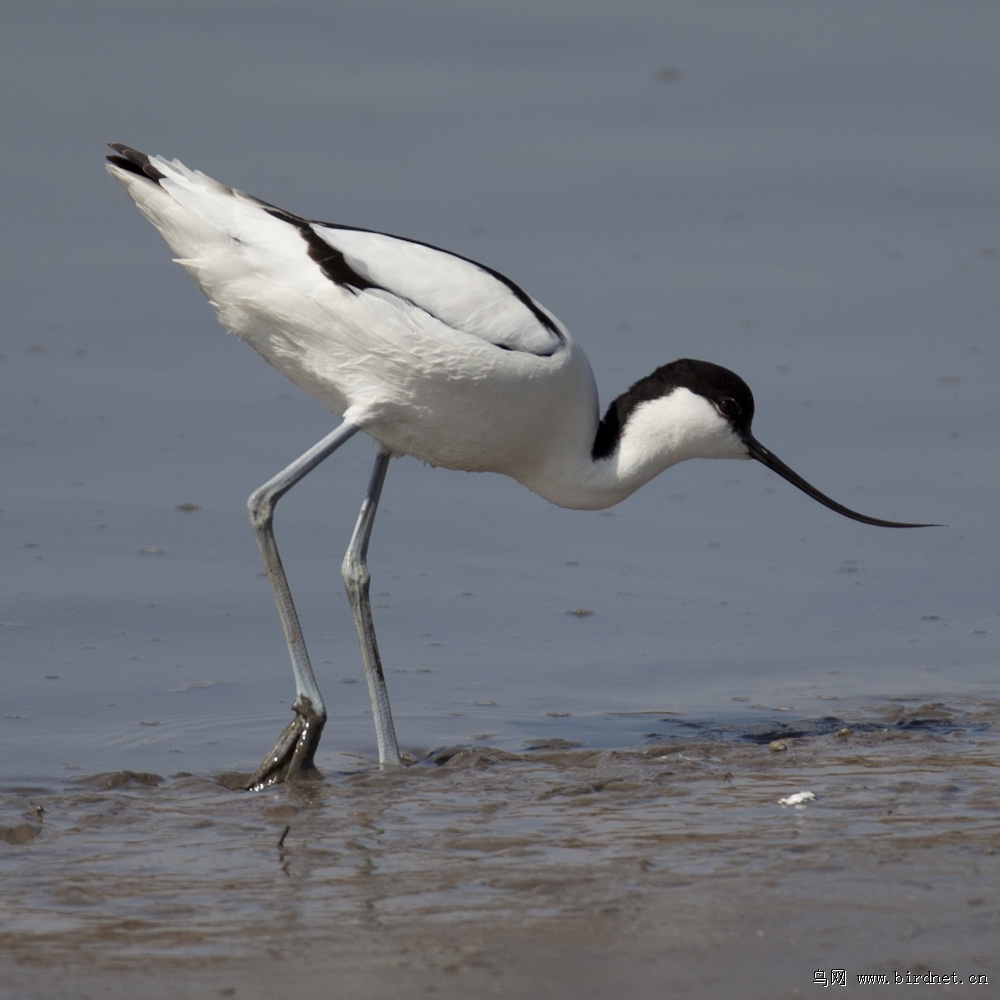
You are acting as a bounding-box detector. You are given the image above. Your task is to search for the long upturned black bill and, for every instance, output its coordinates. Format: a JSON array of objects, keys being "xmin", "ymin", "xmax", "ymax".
[{"xmin": 744, "ymin": 436, "xmax": 937, "ymax": 528}]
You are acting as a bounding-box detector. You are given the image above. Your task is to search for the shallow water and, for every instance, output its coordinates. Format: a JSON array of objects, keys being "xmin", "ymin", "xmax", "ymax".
[{"xmin": 3, "ymin": 700, "xmax": 997, "ymax": 998}]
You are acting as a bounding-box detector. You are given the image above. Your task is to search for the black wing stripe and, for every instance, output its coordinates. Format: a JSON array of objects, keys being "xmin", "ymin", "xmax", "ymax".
[
  {"xmin": 263, "ymin": 207, "xmax": 379, "ymax": 292},
  {"xmin": 269, "ymin": 208, "xmax": 543, "ymax": 356},
  {"xmin": 270, "ymin": 213, "xmax": 562, "ymax": 355},
  {"xmin": 312, "ymin": 221, "xmax": 564, "ymax": 343}
]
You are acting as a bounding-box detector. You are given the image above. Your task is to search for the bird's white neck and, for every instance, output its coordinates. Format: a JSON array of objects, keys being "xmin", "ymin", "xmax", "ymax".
[{"xmin": 516, "ymin": 387, "xmax": 747, "ymax": 511}]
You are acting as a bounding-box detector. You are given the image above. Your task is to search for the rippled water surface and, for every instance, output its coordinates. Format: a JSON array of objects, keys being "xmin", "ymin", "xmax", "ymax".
[{"xmin": 3, "ymin": 702, "xmax": 998, "ymax": 998}]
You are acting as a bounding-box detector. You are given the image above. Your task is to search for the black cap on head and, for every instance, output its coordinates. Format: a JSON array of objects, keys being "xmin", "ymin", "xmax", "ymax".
[
  {"xmin": 595, "ymin": 358, "xmax": 937, "ymax": 528},
  {"xmin": 593, "ymin": 358, "xmax": 755, "ymax": 459}
]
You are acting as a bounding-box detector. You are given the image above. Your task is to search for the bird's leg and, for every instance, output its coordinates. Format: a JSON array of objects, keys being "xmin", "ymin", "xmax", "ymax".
[
  {"xmin": 245, "ymin": 421, "xmax": 361, "ymax": 790},
  {"xmin": 342, "ymin": 450, "xmax": 403, "ymax": 766}
]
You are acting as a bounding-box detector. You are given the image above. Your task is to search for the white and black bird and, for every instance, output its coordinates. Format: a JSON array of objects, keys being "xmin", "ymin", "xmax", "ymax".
[{"xmin": 106, "ymin": 144, "xmax": 932, "ymax": 787}]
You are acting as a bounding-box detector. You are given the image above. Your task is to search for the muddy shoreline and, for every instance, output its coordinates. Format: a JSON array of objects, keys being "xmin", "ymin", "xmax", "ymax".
[{"xmin": 3, "ymin": 704, "xmax": 997, "ymax": 998}]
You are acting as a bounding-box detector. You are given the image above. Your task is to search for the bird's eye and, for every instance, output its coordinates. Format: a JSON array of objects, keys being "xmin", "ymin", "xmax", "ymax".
[{"xmin": 716, "ymin": 397, "xmax": 740, "ymax": 418}]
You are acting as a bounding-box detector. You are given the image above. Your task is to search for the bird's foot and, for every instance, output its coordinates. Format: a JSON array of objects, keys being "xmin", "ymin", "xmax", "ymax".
[{"xmin": 245, "ymin": 695, "xmax": 326, "ymax": 790}]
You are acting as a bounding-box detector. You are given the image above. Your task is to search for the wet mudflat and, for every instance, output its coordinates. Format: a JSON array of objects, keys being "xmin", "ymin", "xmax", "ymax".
[{"xmin": 2, "ymin": 701, "xmax": 997, "ymax": 999}]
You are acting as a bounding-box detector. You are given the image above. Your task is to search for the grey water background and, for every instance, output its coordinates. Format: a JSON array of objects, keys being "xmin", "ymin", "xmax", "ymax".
[{"xmin": 3, "ymin": 1, "xmax": 997, "ymax": 782}]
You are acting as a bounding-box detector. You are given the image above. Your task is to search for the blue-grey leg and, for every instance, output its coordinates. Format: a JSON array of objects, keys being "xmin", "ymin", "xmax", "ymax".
[
  {"xmin": 342, "ymin": 450, "xmax": 403, "ymax": 766},
  {"xmin": 246, "ymin": 421, "xmax": 361, "ymax": 790}
]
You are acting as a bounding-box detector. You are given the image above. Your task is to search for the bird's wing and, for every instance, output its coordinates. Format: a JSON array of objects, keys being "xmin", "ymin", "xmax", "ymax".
[
  {"xmin": 106, "ymin": 145, "xmax": 565, "ymax": 357},
  {"xmin": 300, "ymin": 220, "xmax": 566, "ymax": 357}
]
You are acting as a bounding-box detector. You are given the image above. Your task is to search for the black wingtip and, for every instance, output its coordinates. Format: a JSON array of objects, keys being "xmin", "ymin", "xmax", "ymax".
[{"xmin": 106, "ymin": 143, "xmax": 165, "ymax": 182}]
